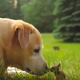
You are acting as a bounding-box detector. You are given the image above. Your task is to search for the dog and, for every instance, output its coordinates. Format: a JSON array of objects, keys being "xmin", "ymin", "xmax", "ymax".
[{"xmin": 0, "ymin": 18, "xmax": 48, "ymax": 76}]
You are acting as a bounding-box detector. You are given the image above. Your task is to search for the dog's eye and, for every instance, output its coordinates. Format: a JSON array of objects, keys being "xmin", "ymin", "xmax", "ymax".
[{"xmin": 34, "ymin": 49, "xmax": 39, "ymax": 53}]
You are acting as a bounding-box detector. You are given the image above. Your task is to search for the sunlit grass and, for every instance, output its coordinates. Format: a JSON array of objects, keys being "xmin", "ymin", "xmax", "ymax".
[
  {"xmin": 1, "ymin": 33, "xmax": 80, "ymax": 80},
  {"xmin": 42, "ymin": 33, "xmax": 80, "ymax": 80}
]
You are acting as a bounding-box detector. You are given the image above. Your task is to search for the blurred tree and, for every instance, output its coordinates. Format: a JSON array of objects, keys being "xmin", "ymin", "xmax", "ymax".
[
  {"xmin": 20, "ymin": 0, "xmax": 31, "ymax": 5},
  {"xmin": 0, "ymin": 0, "xmax": 13, "ymax": 17},
  {"xmin": 14, "ymin": 0, "xmax": 22, "ymax": 19},
  {"xmin": 53, "ymin": 0, "xmax": 80, "ymax": 42},
  {"xmin": 0, "ymin": 0, "xmax": 23, "ymax": 19},
  {"xmin": 21, "ymin": 0, "xmax": 55, "ymax": 32}
]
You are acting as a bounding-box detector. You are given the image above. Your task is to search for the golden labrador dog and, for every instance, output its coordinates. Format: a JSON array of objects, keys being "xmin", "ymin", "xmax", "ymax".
[{"xmin": 0, "ymin": 18, "xmax": 48, "ymax": 76}]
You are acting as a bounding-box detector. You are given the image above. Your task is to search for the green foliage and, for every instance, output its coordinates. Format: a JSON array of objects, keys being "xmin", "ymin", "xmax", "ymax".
[
  {"xmin": 21, "ymin": 0, "xmax": 55, "ymax": 32},
  {"xmin": 53, "ymin": 0, "xmax": 80, "ymax": 42},
  {"xmin": 0, "ymin": 0, "xmax": 23, "ymax": 19},
  {"xmin": 0, "ymin": 0, "xmax": 55, "ymax": 32},
  {"xmin": 1, "ymin": 0, "xmax": 80, "ymax": 37}
]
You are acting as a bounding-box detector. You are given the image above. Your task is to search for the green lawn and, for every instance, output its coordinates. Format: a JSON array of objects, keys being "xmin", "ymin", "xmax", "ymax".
[
  {"xmin": 42, "ymin": 33, "xmax": 80, "ymax": 80},
  {"xmin": 2, "ymin": 33, "xmax": 80, "ymax": 80}
]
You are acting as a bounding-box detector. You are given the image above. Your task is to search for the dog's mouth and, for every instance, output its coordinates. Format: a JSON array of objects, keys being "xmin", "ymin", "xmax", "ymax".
[
  {"xmin": 26, "ymin": 68, "xmax": 34, "ymax": 74},
  {"xmin": 26, "ymin": 68, "xmax": 31, "ymax": 72},
  {"xmin": 26, "ymin": 67, "xmax": 48, "ymax": 76}
]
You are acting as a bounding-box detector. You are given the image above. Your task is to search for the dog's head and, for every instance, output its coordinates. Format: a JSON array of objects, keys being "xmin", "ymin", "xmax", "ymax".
[{"xmin": 6, "ymin": 20, "xmax": 48, "ymax": 76}]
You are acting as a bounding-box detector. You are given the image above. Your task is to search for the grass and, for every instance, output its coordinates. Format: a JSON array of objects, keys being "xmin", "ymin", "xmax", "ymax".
[
  {"xmin": 1, "ymin": 33, "xmax": 80, "ymax": 80},
  {"xmin": 42, "ymin": 33, "xmax": 80, "ymax": 80}
]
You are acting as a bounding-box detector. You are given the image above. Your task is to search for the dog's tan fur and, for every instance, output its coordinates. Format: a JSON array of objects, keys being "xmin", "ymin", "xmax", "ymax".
[{"xmin": 0, "ymin": 18, "xmax": 48, "ymax": 76}]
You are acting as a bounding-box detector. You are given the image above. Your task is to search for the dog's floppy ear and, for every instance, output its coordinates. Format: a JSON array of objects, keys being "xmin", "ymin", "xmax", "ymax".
[{"xmin": 15, "ymin": 23, "xmax": 31, "ymax": 49}]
